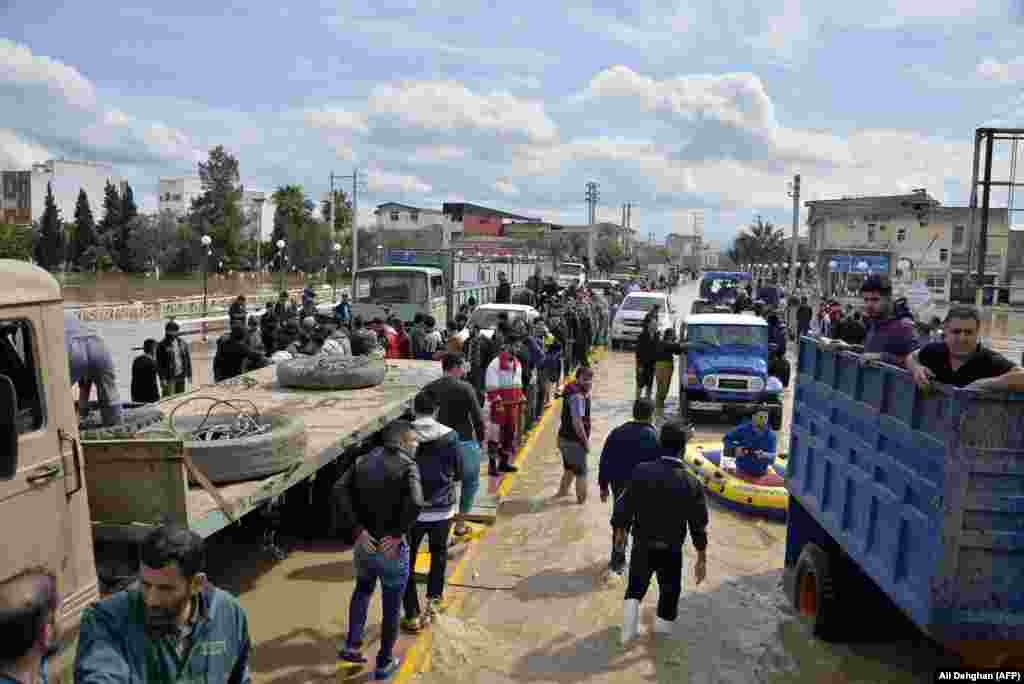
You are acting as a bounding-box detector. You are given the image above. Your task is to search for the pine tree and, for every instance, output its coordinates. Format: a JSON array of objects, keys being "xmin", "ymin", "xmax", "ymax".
[
  {"xmin": 116, "ymin": 182, "xmax": 138, "ymax": 271},
  {"xmin": 98, "ymin": 180, "xmax": 121, "ymax": 238},
  {"xmin": 36, "ymin": 182, "xmax": 63, "ymax": 270},
  {"xmin": 190, "ymin": 146, "xmax": 244, "ymax": 267},
  {"xmin": 73, "ymin": 188, "xmax": 96, "ymax": 266}
]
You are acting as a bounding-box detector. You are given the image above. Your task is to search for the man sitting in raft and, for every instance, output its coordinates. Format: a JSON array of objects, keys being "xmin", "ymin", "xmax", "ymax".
[{"xmin": 723, "ymin": 406, "xmax": 777, "ymax": 478}]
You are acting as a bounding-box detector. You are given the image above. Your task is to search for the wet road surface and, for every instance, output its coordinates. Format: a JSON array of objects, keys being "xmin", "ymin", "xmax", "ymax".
[{"xmin": 177, "ymin": 281, "xmax": 957, "ymax": 684}]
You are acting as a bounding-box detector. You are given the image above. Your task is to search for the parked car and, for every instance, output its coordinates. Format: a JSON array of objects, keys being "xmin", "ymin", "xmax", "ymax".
[
  {"xmin": 556, "ymin": 262, "xmax": 587, "ymax": 289},
  {"xmin": 467, "ymin": 303, "xmax": 541, "ymax": 339},
  {"xmin": 681, "ymin": 313, "xmax": 784, "ymax": 429},
  {"xmin": 610, "ymin": 291, "xmax": 675, "ymax": 349},
  {"xmin": 586, "ymin": 279, "xmax": 618, "ymax": 294}
]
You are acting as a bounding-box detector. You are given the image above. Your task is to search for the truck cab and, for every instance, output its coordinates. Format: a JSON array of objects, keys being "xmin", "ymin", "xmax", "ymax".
[
  {"xmin": 682, "ymin": 313, "xmax": 784, "ymax": 428},
  {"xmin": 693, "ymin": 270, "xmax": 753, "ymax": 313},
  {"xmin": 556, "ymin": 262, "xmax": 586, "ymax": 289},
  {"xmin": 351, "ymin": 265, "xmax": 447, "ymax": 324},
  {"xmin": 0, "ymin": 260, "xmax": 99, "ymax": 642}
]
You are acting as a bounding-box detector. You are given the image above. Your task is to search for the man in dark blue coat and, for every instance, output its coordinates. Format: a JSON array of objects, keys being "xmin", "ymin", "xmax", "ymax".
[{"xmin": 598, "ymin": 398, "xmax": 661, "ymax": 574}]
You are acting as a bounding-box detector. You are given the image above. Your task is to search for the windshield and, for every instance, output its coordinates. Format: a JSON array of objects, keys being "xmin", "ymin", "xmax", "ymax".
[
  {"xmin": 560, "ymin": 264, "xmax": 584, "ymax": 275},
  {"xmin": 621, "ymin": 297, "xmax": 663, "ymax": 312},
  {"xmin": 470, "ymin": 308, "xmax": 528, "ymax": 329},
  {"xmin": 353, "ymin": 271, "xmax": 429, "ymax": 304},
  {"xmin": 687, "ymin": 324, "xmax": 768, "ymax": 347}
]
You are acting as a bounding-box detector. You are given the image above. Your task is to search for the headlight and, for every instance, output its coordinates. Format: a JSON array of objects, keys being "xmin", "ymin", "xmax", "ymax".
[
  {"xmin": 703, "ymin": 375, "xmax": 717, "ymax": 389},
  {"xmin": 749, "ymin": 377, "xmax": 765, "ymax": 391}
]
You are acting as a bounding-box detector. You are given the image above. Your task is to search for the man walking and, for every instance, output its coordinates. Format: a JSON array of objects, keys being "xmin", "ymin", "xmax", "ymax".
[
  {"xmin": 555, "ymin": 366, "xmax": 594, "ymax": 504},
  {"xmin": 796, "ymin": 297, "xmax": 812, "ymax": 340},
  {"xmin": 334, "ymin": 421, "xmax": 423, "ymax": 680},
  {"xmin": 0, "ymin": 568, "xmax": 60, "ymax": 684},
  {"xmin": 485, "ymin": 335, "xmax": 524, "ymax": 476},
  {"xmin": 424, "ymin": 353, "xmax": 486, "ymax": 538},
  {"xmin": 598, "ymin": 398, "xmax": 660, "ymax": 574},
  {"xmin": 156, "ymin": 320, "xmax": 192, "ymax": 397},
  {"xmin": 402, "ymin": 392, "xmax": 463, "ymax": 633},
  {"xmin": 75, "ymin": 525, "xmax": 252, "ymax": 684},
  {"xmin": 131, "ymin": 339, "xmax": 161, "ymax": 404},
  {"xmin": 612, "ymin": 420, "xmax": 709, "ymax": 644}
]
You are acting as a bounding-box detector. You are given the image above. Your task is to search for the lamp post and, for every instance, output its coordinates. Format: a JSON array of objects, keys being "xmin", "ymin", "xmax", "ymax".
[
  {"xmin": 276, "ymin": 239, "xmax": 287, "ymax": 294},
  {"xmin": 200, "ymin": 235, "xmax": 212, "ymax": 316},
  {"xmin": 253, "ymin": 195, "xmax": 265, "ymax": 280},
  {"xmin": 332, "ymin": 242, "xmax": 342, "ymax": 301},
  {"xmin": 377, "ymin": 244, "xmax": 383, "ymax": 265}
]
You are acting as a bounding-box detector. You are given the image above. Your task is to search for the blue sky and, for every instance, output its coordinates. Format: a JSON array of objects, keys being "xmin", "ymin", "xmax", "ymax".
[{"xmin": 2, "ymin": 0, "xmax": 1024, "ymax": 247}]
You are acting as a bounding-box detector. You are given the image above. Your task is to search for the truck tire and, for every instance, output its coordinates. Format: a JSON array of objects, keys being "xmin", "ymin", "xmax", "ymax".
[
  {"xmin": 79, "ymin": 401, "xmax": 165, "ymax": 441},
  {"xmin": 276, "ymin": 355, "xmax": 387, "ymax": 390},
  {"xmin": 792, "ymin": 543, "xmax": 841, "ymax": 641},
  {"xmin": 157, "ymin": 413, "xmax": 307, "ymax": 484}
]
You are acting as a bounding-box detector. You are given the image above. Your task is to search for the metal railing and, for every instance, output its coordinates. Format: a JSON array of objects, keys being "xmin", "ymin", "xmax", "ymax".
[{"xmin": 68, "ymin": 287, "xmax": 317, "ymax": 322}]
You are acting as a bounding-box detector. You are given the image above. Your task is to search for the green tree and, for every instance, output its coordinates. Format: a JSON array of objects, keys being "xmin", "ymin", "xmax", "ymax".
[
  {"xmin": 0, "ymin": 223, "xmax": 33, "ymax": 260},
  {"xmin": 596, "ymin": 238, "xmax": 624, "ymax": 274},
  {"xmin": 114, "ymin": 182, "xmax": 139, "ymax": 271},
  {"xmin": 728, "ymin": 215, "xmax": 785, "ymax": 267},
  {"xmin": 321, "ymin": 189, "xmax": 353, "ymax": 238},
  {"xmin": 98, "ymin": 180, "xmax": 121, "ymax": 238},
  {"xmin": 34, "ymin": 182, "xmax": 63, "ymax": 270},
  {"xmin": 72, "ymin": 188, "xmax": 96, "ymax": 267},
  {"xmin": 271, "ymin": 185, "xmax": 313, "ymax": 270},
  {"xmin": 190, "ymin": 146, "xmax": 244, "ymax": 267}
]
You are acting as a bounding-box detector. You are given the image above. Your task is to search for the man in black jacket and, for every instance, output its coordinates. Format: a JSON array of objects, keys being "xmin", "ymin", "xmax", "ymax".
[
  {"xmin": 334, "ymin": 421, "xmax": 424, "ymax": 679},
  {"xmin": 402, "ymin": 392, "xmax": 464, "ymax": 632},
  {"xmin": 612, "ymin": 420, "xmax": 709, "ymax": 645},
  {"xmin": 495, "ymin": 271, "xmax": 511, "ymax": 304},
  {"xmin": 213, "ymin": 324, "xmax": 267, "ymax": 381},
  {"xmin": 423, "ymin": 353, "xmax": 485, "ymax": 537},
  {"xmin": 130, "ymin": 339, "xmax": 160, "ymax": 403}
]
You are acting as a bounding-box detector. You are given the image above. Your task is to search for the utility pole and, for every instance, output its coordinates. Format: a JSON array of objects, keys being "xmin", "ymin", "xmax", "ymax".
[
  {"xmin": 585, "ymin": 182, "xmax": 599, "ymax": 274},
  {"xmin": 788, "ymin": 174, "xmax": 801, "ymax": 292},
  {"xmin": 330, "ymin": 169, "xmax": 366, "ymax": 278}
]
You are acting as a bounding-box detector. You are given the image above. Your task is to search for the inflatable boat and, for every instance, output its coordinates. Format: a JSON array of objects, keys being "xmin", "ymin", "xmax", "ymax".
[{"xmin": 684, "ymin": 443, "xmax": 788, "ymax": 521}]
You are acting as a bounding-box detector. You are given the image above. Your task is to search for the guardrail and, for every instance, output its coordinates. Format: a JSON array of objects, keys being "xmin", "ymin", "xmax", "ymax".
[{"xmin": 68, "ymin": 287, "xmax": 341, "ymax": 322}]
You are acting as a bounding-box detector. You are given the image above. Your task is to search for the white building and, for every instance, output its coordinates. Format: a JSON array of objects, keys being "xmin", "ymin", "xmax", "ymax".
[
  {"xmin": 374, "ymin": 202, "xmax": 446, "ymax": 231},
  {"xmin": 703, "ymin": 240, "xmax": 720, "ymax": 268},
  {"xmin": 0, "ymin": 159, "xmax": 125, "ymax": 225},
  {"xmin": 158, "ymin": 177, "xmax": 203, "ymax": 217}
]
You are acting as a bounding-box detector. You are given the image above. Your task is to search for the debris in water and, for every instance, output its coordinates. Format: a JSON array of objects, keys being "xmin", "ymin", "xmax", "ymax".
[{"xmin": 428, "ymin": 614, "xmax": 495, "ymax": 673}]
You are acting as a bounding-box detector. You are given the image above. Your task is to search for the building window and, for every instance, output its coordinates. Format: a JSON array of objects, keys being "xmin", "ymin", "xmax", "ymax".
[
  {"xmin": 926, "ymin": 276, "xmax": 946, "ymax": 290},
  {"xmin": 410, "ymin": 211, "xmax": 419, "ymax": 223},
  {"xmin": 173, "ymin": 194, "xmax": 182, "ymax": 201},
  {"xmin": 939, "ymin": 248, "xmax": 949, "ymax": 263},
  {"xmin": 867, "ymin": 224, "xmax": 876, "ymax": 242},
  {"xmin": 953, "ymin": 225, "xmax": 964, "ymax": 246},
  {"xmin": 897, "ymin": 228, "xmax": 906, "ymax": 242},
  {"xmin": 390, "ymin": 211, "xmax": 399, "ymax": 221}
]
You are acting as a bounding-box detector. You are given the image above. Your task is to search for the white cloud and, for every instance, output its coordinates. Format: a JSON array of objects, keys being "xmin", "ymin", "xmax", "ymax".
[
  {"xmin": 367, "ymin": 169, "xmax": 433, "ymax": 194},
  {"xmin": 0, "ymin": 129, "xmax": 53, "ymax": 169},
  {"xmin": 104, "ymin": 109, "xmax": 132, "ymax": 127},
  {"xmin": 976, "ymin": 57, "xmax": 1024, "ymax": 84},
  {"xmin": 409, "ymin": 145, "xmax": 469, "ymax": 164},
  {"xmin": 0, "ymin": 39, "xmax": 97, "ymax": 109},
  {"xmin": 493, "ymin": 180, "xmax": 519, "ymax": 196},
  {"xmin": 140, "ymin": 123, "xmax": 201, "ymax": 164},
  {"xmin": 303, "ymin": 107, "xmax": 369, "ymax": 133},
  {"xmin": 368, "ymin": 80, "xmax": 558, "ymax": 142}
]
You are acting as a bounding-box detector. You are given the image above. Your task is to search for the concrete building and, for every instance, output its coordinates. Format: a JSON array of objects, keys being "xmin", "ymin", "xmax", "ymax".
[
  {"xmin": 442, "ymin": 202, "xmax": 538, "ymax": 238},
  {"xmin": 805, "ymin": 189, "xmax": 1009, "ymax": 301},
  {"xmin": 158, "ymin": 177, "xmax": 204, "ymax": 217},
  {"xmin": 1, "ymin": 160, "xmax": 124, "ymax": 226},
  {"xmin": 703, "ymin": 241, "xmax": 721, "ymax": 269}
]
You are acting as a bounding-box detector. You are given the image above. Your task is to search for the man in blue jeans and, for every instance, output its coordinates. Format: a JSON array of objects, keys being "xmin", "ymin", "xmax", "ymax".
[{"xmin": 333, "ymin": 421, "xmax": 424, "ymax": 680}]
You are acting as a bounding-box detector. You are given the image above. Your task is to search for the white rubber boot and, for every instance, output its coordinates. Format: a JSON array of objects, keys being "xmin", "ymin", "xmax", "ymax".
[
  {"xmin": 621, "ymin": 599, "xmax": 641, "ymax": 645},
  {"xmin": 654, "ymin": 615, "xmax": 675, "ymax": 635}
]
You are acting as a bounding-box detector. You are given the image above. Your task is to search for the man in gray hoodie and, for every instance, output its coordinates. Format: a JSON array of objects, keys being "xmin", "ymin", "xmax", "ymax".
[{"xmin": 401, "ymin": 391, "xmax": 464, "ymax": 633}]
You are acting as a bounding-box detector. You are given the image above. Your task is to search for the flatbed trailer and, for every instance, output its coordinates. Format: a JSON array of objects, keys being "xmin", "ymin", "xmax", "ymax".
[
  {"xmin": 784, "ymin": 338, "xmax": 1024, "ymax": 668},
  {"xmin": 84, "ymin": 359, "xmax": 442, "ymax": 543}
]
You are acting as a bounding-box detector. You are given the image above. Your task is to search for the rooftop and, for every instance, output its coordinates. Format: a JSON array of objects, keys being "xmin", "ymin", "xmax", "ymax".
[
  {"xmin": 375, "ymin": 202, "xmax": 441, "ymax": 213},
  {"xmin": 442, "ymin": 202, "xmax": 539, "ymax": 222}
]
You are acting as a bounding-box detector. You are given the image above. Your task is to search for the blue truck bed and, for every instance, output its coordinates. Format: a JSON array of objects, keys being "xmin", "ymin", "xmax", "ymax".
[{"xmin": 785, "ymin": 338, "xmax": 1024, "ymax": 650}]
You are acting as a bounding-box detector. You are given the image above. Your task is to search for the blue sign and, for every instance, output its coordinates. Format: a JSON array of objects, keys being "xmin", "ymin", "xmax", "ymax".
[
  {"xmin": 826, "ymin": 255, "xmax": 889, "ymax": 273},
  {"xmin": 389, "ymin": 251, "xmax": 416, "ymax": 264}
]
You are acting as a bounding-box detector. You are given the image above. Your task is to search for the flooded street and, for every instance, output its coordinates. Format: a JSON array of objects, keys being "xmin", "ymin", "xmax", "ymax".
[{"xmin": 180, "ymin": 281, "xmax": 957, "ymax": 684}]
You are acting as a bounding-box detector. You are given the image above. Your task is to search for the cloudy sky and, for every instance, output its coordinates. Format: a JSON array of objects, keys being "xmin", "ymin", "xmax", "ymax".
[{"xmin": 2, "ymin": 0, "xmax": 1024, "ymax": 246}]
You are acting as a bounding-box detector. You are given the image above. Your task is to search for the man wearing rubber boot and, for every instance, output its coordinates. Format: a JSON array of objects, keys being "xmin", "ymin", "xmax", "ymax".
[
  {"xmin": 485, "ymin": 335, "xmax": 524, "ymax": 476},
  {"xmin": 723, "ymin": 406, "xmax": 777, "ymax": 478},
  {"xmin": 598, "ymin": 398, "xmax": 660, "ymax": 574},
  {"xmin": 555, "ymin": 366, "xmax": 594, "ymax": 504},
  {"xmin": 612, "ymin": 420, "xmax": 708, "ymax": 645},
  {"xmin": 65, "ymin": 312, "xmax": 123, "ymax": 426}
]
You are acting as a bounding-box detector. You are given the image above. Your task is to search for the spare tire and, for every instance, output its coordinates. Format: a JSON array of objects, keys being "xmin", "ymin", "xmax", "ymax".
[
  {"xmin": 145, "ymin": 412, "xmax": 307, "ymax": 484},
  {"xmin": 276, "ymin": 355, "xmax": 387, "ymax": 390},
  {"xmin": 79, "ymin": 401, "xmax": 165, "ymax": 441}
]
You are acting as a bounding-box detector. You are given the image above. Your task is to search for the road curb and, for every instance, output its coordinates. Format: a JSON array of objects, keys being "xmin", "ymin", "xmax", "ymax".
[{"xmin": 392, "ymin": 347, "xmax": 607, "ymax": 682}]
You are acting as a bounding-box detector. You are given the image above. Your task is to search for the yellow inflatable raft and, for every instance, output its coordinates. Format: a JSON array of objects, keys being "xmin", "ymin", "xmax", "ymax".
[{"xmin": 684, "ymin": 443, "xmax": 789, "ymax": 521}]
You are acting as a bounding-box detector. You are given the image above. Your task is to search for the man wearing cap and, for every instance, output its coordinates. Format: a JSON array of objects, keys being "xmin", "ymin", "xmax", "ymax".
[{"xmin": 156, "ymin": 320, "xmax": 192, "ymax": 397}]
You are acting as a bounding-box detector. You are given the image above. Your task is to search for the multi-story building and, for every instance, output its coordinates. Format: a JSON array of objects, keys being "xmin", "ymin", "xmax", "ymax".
[
  {"xmin": 805, "ymin": 189, "xmax": 1009, "ymax": 301},
  {"xmin": 442, "ymin": 202, "xmax": 538, "ymax": 239},
  {"xmin": 373, "ymin": 202, "xmax": 452, "ymax": 246},
  {"xmin": 703, "ymin": 241, "xmax": 721, "ymax": 269},
  {"xmin": 1, "ymin": 160, "xmax": 124, "ymax": 226},
  {"xmin": 158, "ymin": 177, "xmax": 204, "ymax": 217}
]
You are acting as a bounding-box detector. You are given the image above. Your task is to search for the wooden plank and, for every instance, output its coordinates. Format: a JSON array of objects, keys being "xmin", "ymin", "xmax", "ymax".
[{"xmin": 83, "ymin": 440, "xmax": 189, "ymax": 528}]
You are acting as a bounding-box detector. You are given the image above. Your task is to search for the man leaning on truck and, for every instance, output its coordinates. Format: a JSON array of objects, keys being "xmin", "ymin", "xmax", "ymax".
[
  {"xmin": 0, "ymin": 567, "xmax": 60, "ymax": 684},
  {"xmin": 908, "ymin": 305, "xmax": 1024, "ymax": 392},
  {"xmin": 74, "ymin": 525, "xmax": 251, "ymax": 684}
]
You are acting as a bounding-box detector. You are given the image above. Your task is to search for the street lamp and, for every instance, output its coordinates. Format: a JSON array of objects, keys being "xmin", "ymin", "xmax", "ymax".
[
  {"xmin": 377, "ymin": 244, "xmax": 383, "ymax": 265},
  {"xmin": 276, "ymin": 239, "xmax": 287, "ymax": 293},
  {"xmin": 200, "ymin": 235, "xmax": 212, "ymax": 316},
  {"xmin": 332, "ymin": 242, "xmax": 342, "ymax": 301}
]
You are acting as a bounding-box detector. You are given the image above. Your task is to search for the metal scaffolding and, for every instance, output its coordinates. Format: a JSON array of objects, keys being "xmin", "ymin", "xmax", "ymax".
[{"xmin": 969, "ymin": 128, "xmax": 1024, "ymax": 288}]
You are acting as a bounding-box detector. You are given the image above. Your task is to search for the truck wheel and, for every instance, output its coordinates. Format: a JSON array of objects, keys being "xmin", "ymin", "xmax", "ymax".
[
  {"xmin": 276, "ymin": 355, "xmax": 387, "ymax": 390},
  {"xmin": 793, "ymin": 543, "xmax": 840, "ymax": 641}
]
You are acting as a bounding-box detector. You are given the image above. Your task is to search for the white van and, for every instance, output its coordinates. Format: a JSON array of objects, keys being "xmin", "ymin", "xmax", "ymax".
[
  {"xmin": 556, "ymin": 262, "xmax": 586, "ymax": 289},
  {"xmin": 610, "ymin": 291, "xmax": 675, "ymax": 349}
]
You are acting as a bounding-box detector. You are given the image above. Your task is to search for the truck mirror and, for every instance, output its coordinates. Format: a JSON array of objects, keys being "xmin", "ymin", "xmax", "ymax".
[{"xmin": 0, "ymin": 374, "xmax": 17, "ymax": 479}]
